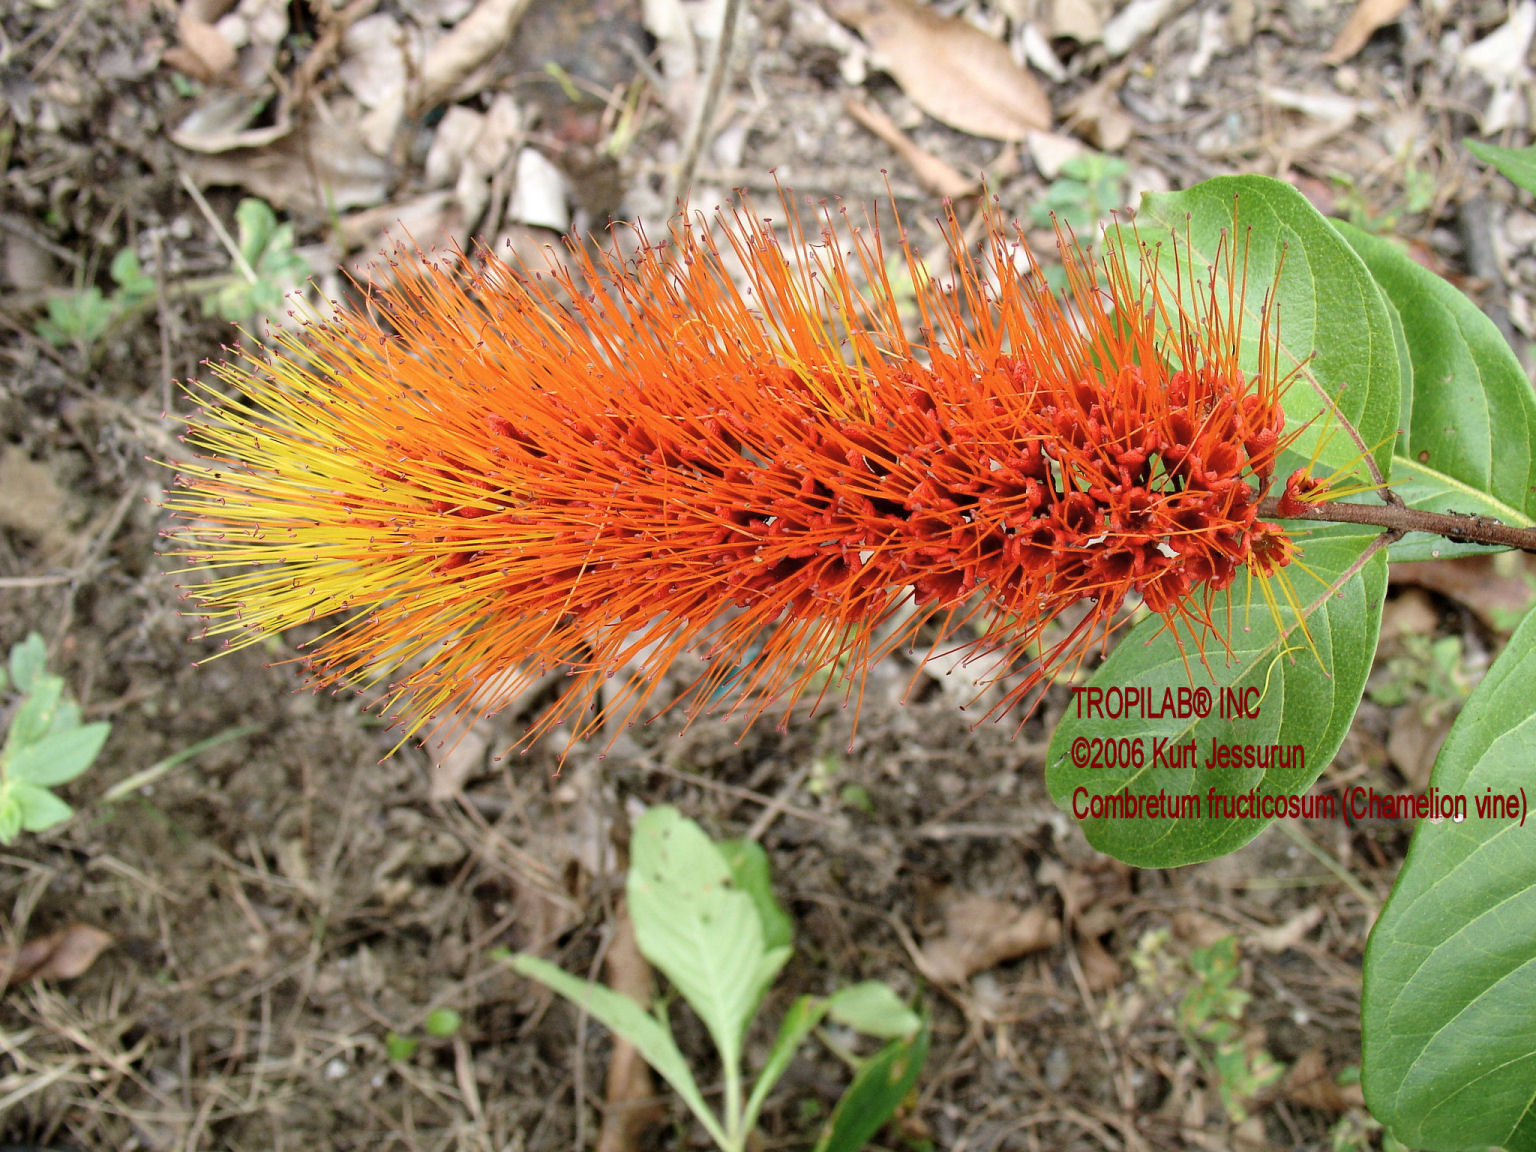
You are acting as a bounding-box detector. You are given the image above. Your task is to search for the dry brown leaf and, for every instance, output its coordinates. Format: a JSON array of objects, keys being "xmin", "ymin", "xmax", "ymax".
[
  {"xmin": 412, "ymin": 0, "xmax": 534, "ymax": 114},
  {"xmin": 1282, "ymin": 1047, "xmax": 1366, "ymax": 1113},
  {"xmin": 1076, "ymin": 934, "xmax": 1121, "ymax": 991},
  {"xmin": 172, "ymin": 91, "xmax": 293, "ymax": 154},
  {"xmin": 166, "ymin": 10, "xmax": 238, "ymax": 80},
  {"xmin": 1387, "ymin": 710, "xmax": 1452, "ymax": 793},
  {"xmin": 597, "ymin": 901, "xmax": 665, "ymax": 1152},
  {"xmin": 1100, "ymin": 0, "xmax": 1174, "ymax": 57},
  {"xmin": 182, "ymin": 118, "xmax": 393, "ymax": 212},
  {"xmin": 1048, "ymin": 0, "xmax": 1108, "ymax": 42},
  {"xmin": 1322, "ymin": 0, "xmax": 1409, "ymax": 64},
  {"xmin": 827, "ymin": 0, "xmax": 1049, "ymax": 141},
  {"xmin": 0, "ymin": 445, "xmax": 77, "ymax": 559},
  {"xmin": 1390, "ymin": 553, "xmax": 1536, "ymax": 632},
  {"xmin": 843, "ymin": 98, "xmax": 976, "ymax": 198},
  {"xmin": 1, "ymin": 924, "xmax": 114, "ymax": 986},
  {"xmin": 1063, "ymin": 71, "xmax": 1133, "ymax": 151},
  {"xmin": 917, "ymin": 892, "xmax": 1060, "ymax": 983},
  {"xmin": 1249, "ymin": 906, "xmax": 1324, "ymax": 953}
]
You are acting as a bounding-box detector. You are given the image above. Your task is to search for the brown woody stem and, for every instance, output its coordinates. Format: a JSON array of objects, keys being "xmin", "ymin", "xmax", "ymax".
[{"xmin": 1258, "ymin": 496, "xmax": 1536, "ymax": 553}]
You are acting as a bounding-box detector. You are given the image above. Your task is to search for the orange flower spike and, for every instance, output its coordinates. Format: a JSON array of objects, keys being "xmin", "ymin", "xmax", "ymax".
[{"xmin": 167, "ymin": 192, "xmax": 1303, "ymax": 757}]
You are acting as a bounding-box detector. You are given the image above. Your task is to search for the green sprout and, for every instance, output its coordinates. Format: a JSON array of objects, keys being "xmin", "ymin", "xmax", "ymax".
[
  {"xmin": 1030, "ymin": 151, "xmax": 1130, "ymax": 233},
  {"xmin": 36, "ymin": 197, "xmax": 309, "ymax": 353},
  {"xmin": 508, "ymin": 806, "xmax": 927, "ymax": 1152},
  {"xmin": 36, "ymin": 247, "xmax": 156, "ymax": 348},
  {"xmin": 0, "ymin": 633, "xmax": 110, "ymax": 843},
  {"xmin": 1133, "ymin": 930, "xmax": 1283, "ymax": 1125}
]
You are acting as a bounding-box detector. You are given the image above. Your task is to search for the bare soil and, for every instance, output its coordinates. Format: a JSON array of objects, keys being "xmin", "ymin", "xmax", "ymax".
[{"xmin": 1, "ymin": 0, "xmax": 1533, "ymax": 1149}]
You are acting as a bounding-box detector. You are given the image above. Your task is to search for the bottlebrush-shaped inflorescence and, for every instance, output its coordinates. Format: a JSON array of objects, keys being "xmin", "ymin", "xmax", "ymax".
[{"xmin": 166, "ymin": 193, "xmax": 1304, "ymax": 756}]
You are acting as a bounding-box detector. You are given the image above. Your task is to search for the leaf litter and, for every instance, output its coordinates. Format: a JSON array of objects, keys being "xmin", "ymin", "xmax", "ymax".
[{"xmin": 1, "ymin": 0, "xmax": 1532, "ymax": 1148}]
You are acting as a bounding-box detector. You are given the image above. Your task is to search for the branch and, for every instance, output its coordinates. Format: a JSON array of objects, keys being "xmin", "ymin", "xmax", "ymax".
[{"xmin": 1258, "ymin": 496, "xmax": 1536, "ymax": 553}]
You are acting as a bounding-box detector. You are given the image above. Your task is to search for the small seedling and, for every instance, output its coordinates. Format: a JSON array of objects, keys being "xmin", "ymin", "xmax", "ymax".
[
  {"xmin": 1133, "ymin": 929, "xmax": 1283, "ymax": 1124},
  {"xmin": 1367, "ymin": 632, "xmax": 1473, "ymax": 723},
  {"xmin": 203, "ymin": 198, "xmax": 310, "ymax": 323},
  {"xmin": 508, "ymin": 806, "xmax": 927, "ymax": 1152},
  {"xmin": 0, "ymin": 633, "xmax": 110, "ymax": 843},
  {"xmin": 36, "ymin": 197, "xmax": 308, "ymax": 352},
  {"xmin": 424, "ymin": 1007, "xmax": 462, "ymax": 1037},
  {"xmin": 36, "ymin": 247, "xmax": 156, "ymax": 348},
  {"xmin": 385, "ymin": 1006, "xmax": 463, "ymax": 1062},
  {"xmin": 1029, "ymin": 151, "xmax": 1129, "ymax": 233}
]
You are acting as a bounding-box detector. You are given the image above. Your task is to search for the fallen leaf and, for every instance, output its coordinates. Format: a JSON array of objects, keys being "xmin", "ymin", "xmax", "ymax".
[
  {"xmin": 0, "ymin": 446, "xmax": 77, "ymax": 559},
  {"xmin": 597, "ymin": 901, "xmax": 665, "ymax": 1152},
  {"xmin": 1026, "ymin": 128, "xmax": 1087, "ymax": 179},
  {"xmin": 917, "ymin": 892, "xmax": 1060, "ymax": 983},
  {"xmin": 1386, "ymin": 709, "xmax": 1451, "ymax": 793},
  {"xmin": 1, "ymin": 924, "xmax": 114, "ymax": 986},
  {"xmin": 167, "ymin": 9, "xmax": 238, "ymax": 80},
  {"xmin": 1322, "ymin": 0, "xmax": 1409, "ymax": 65},
  {"xmin": 1076, "ymin": 934, "xmax": 1121, "ymax": 991},
  {"xmin": 171, "ymin": 90, "xmax": 293, "ymax": 154},
  {"xmin": 412, "ymin": 0, "xmax": 535, "ymax": 114},
  {"xmin": 1249, "ymin": 906, "xmax": 1324, "ymax": 953},
  {"xmin": 1100, "ymin": 0, "xmax": 1174, "ymax": 57},
  {"xmin": 1282, "ymin": 1047, "xmax": 1366, "ymax": 1113},
  {"xmin": 1390, "ymin": 553, "xmax": 1536, "ymax": 632},
  {"xmin": 1062, "ymin": 71, "xmax": 1133, "ymax": 151},
  {"xmin": 1461, "ymin": 0, "xmax": 1536, "ymax": 86},
  {"xmin": 827, "ymin": 0, "xmax": 1050, "ymax": 141},
  {"xmin": 843, "ymin": 98, "xmax": 976, "ymax": 198},
  {"xmin": 1048, "ymin": 0, "xmax": 1108, "ymax": 42},
  {"xmin": 182, "ymin": 118, "xmax": 394, "ymax": 213}
]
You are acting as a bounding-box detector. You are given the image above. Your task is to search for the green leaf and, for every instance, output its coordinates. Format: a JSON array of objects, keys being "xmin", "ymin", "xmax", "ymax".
[
  {"xmin": 9, "ymin": 632, "xmax": 48, "ymax": 694},
  {"xmin": 1334, "ymin": 220, "xmax": 1536, "ymax": 561},
  {"xmin": 1127, "ymin": 176, "xmax": 1401, "ymax": 486},
  {"xmin": 1361, "ymin": 606, "xmax": 1536, "ymax": 1151},
  {"xmin": 5, "ymin": 722, "xmax": 110, "ymax": 787},
  {"xmin": 424, "ymin": 1008, "xmax": 461, "ymax": 1037},
  {"xmin": 9, "ymin": 780, "xmax": 73, "ymax": 833},
  {"xmin": 385, "ymin": 1031, "xmax": 419, "ymax": 1061},
  {"xmin": 813, "ymin": 1016, "xmax": 930, "ymax": 1152},
  {"xmin": 718, "ymin": 838, "xmax": 793, "ymax": 954},
  {"xmin": 235, "ymin": 198, "xmax": 281, "ymax": 267},
  {"xmin": 742, "ymin": 995, "xmax": 830, "ymax": 1137},
  {"xmin": 0, "ymin": 788, "xmax": 22, "ymax": 843},
  {"xmin": 627, "ymin": 807, "xmax": 791, "ymax": 1071},
  {"xmin": 38, "ymin": 288, "xmax": 113, "ymax": 346},
  {"xmin": 109, "ymin": 247, "xmax": 156, "ymax": 305},
  {"xmin": 507, "ymin": 953, "xmax": 728, "ymax": 1148},
  {"xmin": 9, "ymin": 675, "xmax": 64, "ymax": 748},
  {"xmin": 1467, "ymin": 139, "xmax": 1536, "ymax": 197},
  {"xmin": 1046, "ymin": 526, "xmax": 1387, "ymax": 866},
  {"xmin": 825, "ymin": 982, "xmax": 921, "ymax": 1039}
]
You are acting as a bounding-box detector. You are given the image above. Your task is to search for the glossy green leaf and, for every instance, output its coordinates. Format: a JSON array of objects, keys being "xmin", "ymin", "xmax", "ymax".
[
  {"xmin": 1334, "ymin": 220, "xmax": 1536, "ymax": 561},
  {"xmin": 1047, "ymin": 526, "xmax": 1386, "ymax": 866},
  {"xmin": 628, "ymin": 807, "xmax": 792, "ymax": 1072},
  {"xmin": 813, "ymin": 1017, "xmax": 929, "ymax": 1152},
  {"xmin": 1467, "ymin": 139, "xmax": 1536, "ymax": 196},
  {"xmin": 1361, "ymin": 606, "xmax": 1536, "ymax": 1151},
  {"xmin": 1127, "ymin": 176, "xmax": 1401, "ymax": 486},
  {"xmin": 508, "ymin": 952, "xmax": 728, "ymax": 1147}
]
